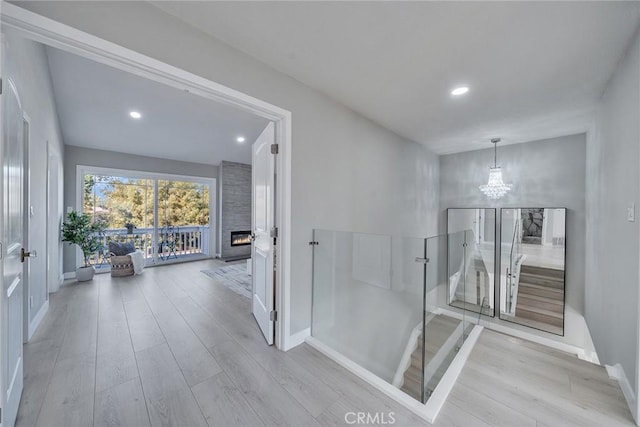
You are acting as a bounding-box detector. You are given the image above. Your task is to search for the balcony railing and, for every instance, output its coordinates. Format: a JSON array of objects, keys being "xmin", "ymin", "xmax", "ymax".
[{"xmin": 90, "ymin": 225, "xmax": 210, "ymax": 268}]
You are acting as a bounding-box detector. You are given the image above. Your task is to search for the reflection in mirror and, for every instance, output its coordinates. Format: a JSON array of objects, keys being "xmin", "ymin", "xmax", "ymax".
[
  {"xmin": 447, "ymin": 209, "xmax": 496, "ymax": 317},
  {"xmin": 500, "ymin": 208, "xmax": 566, "ymax": 335}
]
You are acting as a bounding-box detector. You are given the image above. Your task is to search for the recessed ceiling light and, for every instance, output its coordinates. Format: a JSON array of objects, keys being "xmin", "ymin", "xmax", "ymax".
[
  {"xmin": 129, "ymin": 111, "xmax": 142, "ymax": 119},
  {"xmin": 451, "ymin": 86, "xmax": 470, "ymax": 96},
  {"xmin": 236, "ymin": 136, "xmax": 246, "ymax": 143}
]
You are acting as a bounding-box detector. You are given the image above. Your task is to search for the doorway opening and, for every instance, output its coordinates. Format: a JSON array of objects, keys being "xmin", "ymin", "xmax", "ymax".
[{"xmin": 1, "ymin": 2, "xmax": 294, "ymax": 354}]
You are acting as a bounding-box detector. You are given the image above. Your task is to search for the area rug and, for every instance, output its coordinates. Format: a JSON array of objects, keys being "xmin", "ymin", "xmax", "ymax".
[{"xmin": 201, "ymin": 264, "xmax": 251, "ymax": 299}]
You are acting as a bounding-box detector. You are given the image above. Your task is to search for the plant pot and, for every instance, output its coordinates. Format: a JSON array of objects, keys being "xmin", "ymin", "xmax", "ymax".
[
  {"xmin": 76, "ymin": 266, "xmax": 95, "ymax": 282},
  {"xmin": 126, "ymin": 225, "xmax": 135, "ymax": 234}
]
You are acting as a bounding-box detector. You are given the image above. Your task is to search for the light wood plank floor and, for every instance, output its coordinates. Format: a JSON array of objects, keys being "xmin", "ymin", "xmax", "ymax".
[{"xmin": 17, "ymin": 259, "xmax": 634, "ymax": 427}]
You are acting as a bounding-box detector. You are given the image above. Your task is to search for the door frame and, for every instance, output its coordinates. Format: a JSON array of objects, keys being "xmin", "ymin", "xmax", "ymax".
[
  {"xmin": 22, "ymin": 112, "xmax": 30, "ymax": 343},
  {"xmin": 0, "ymin": 31, "xmax": 5, "ymax": 427},
  {"xmin": 1, "ymin": 3, "xmax": 295, "ymax": 350}
]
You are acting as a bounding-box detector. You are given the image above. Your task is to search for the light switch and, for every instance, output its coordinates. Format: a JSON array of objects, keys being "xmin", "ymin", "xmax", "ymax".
[
  {"xmin": 67, "ymin": 206, "xmax": 73, "ymax": 214},
  {"xmin": 627, "ymin": 203, "xmax": 635, "ymax": 222}
]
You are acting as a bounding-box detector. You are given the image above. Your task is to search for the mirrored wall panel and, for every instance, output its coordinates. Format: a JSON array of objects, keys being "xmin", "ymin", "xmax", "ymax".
[
  {"xmin": 500, "ymin": 208, "xmax": 566, "ymax": 335},
  {"xmin": 447, "ymin": 209, "xmax": 496, "ymax": 316}
]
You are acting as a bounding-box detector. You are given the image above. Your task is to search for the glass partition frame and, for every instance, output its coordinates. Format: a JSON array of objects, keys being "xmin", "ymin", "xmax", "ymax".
[
  {"xmin": 498, "ymin": 208, "xmax": 567, "ymax": 336},
  {"xmin": 422, "ymin": 234, "xmax": 469, "ymax": 400},
  {"xmin": 446, "ymin": 208, "xmax": 497, "ymax": 318}
]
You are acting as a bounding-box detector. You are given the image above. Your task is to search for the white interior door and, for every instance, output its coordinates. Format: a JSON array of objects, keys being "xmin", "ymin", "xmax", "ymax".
[
  {"xmin": 251, "ymin": 122, "xmax": 276, "ymax": 345},
  {"xmin": 2, "ymin": 78, "xmax": 25, "ymax": 427}
]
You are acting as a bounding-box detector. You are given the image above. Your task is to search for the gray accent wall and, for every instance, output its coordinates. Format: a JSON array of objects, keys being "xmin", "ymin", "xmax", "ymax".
[
  {"xmin": 23, "ymin": 2, "xmax": 442, "ymax": 335},
  {"xmin": 5, "ymin": 33, "xmax": 65, "ymax": 327},
  {"xmin": 219, "ymin": 161, "xmax": 252, "ymax": 259},
  {"xmin": 587, "ymin": 26, "xmax": 639, "ymax": 419},
  {"xmin": 440, "ymin": 134, "xmax": 587, "ymax": 348},
  {"xmin": 63, "ymin": 145, "xmax": 218, "ymax": 272}
]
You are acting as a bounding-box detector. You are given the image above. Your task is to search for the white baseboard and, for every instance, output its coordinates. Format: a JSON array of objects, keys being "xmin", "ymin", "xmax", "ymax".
[
  {"xmin": 306, "ymin": 325, "xmax": 483, "ymax": 424},
  {"xmin": 27, "ymin": 300, "xmax": 49, "ymax": 341},
  {"xmin": 63, "ymin": 271, "xmax": 76, "ymax": 280},
  {"xmin": 283, "ymin": 327, "xmax": 310, "ymax": 351},
  {"xmin": 606, "ymin": 363, "xmax": 638, "ymax": 424}
]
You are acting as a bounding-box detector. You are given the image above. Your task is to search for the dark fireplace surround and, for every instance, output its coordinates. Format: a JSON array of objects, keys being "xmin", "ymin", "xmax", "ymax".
[
  {"xmin": 219, "ymin": 161, "xmax": 251, "ymax": 260},
  {"xmin": 230, "ymin": 230, "xmax": 252, "ymax": 247}
]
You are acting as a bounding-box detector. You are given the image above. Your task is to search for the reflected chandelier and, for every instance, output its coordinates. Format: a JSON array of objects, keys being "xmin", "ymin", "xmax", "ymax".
[{"xmin": 479, "ymin": 138, "xmax": 512, "ymax": 200}]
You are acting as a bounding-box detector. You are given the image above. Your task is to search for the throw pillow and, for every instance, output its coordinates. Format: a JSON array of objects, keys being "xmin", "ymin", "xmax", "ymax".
[{"xmin": 109, "ymin": 241, "xmax": 136, "ymax": 256}]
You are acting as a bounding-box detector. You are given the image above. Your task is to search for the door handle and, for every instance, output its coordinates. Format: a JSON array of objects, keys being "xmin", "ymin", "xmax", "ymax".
[
  {"xmin": 250, "ymin": 233, "xmax": 256, "ymax": 242},
  {"xmin": 21, "ymin": 248, "xmax": 36, "ymax": 263}
]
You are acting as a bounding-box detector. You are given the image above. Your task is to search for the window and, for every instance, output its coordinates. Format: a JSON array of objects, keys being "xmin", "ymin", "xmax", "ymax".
[{"xmin": 80, "ymin": 167, "xmax": 214, "ymax": 269}]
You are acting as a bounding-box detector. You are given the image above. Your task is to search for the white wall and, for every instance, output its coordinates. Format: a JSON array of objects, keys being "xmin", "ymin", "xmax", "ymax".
[
  {"xmin": 47, "ymin": 146, "xmax": 63, "ymax": 294},
  {"xmin": 3, "ymin": 31, "xmax": 65, "ymax": 328},
  {"xmin": 586, "ymin": 26, "xmax": 640, "ymax": 422},
  {"xmin": 63, "ymin": 145, "xmax": 218, "ymax": 272},
  {"xmin": 440, "ymin": 134, "xmax": 587, "ymax": 348},
  {"xmin": 16, "ymin": 1, "xmax": 441, "ymax": 335}
]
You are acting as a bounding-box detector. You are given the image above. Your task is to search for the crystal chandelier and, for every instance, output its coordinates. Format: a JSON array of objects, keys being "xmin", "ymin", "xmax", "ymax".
[{"xmin": 479, "ymin": 138, "xmax": 511, "ymax": 200}]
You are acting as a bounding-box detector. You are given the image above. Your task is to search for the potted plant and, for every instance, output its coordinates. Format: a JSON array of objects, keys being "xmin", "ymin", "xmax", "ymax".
[
  {"xmin": 124, "ymin": 222, "xmax": 136, "ymax": 234},
  {"xmin": 61, "ymin": 211, "xmax": 106, "ymax": 282}
]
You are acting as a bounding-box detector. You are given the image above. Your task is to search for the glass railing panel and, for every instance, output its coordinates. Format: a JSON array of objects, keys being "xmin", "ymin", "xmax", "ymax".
[
  {"xmin": 311, "ymin": 229, "xmax": 426, "ymax": 400},
  {"xmin": 500, "ymin": 210, "xmax": 524, "ymax": 316},
  {"xmin": 446, "ymin": 208, "xmax": 496, "ymax": 316},
  {"xmin": 463, "ymin": 229, "xmax": 494, "ymax": 316},
  {"xmin": 422, "ymin": 234, "xmax": 465, "ymax": 401},
  {"xmin": 447, "ymin": 230, "xmax": 467, "ymax": 311},
  {"xmin": 508, "ymin": 219, "xmax": 519, "ymax": 313},
  {"xmin": 447, "ymin": 229, "xmax": 494, "ymax": 315}
]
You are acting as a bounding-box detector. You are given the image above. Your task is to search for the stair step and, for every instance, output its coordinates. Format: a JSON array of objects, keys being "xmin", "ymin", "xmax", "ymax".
[
  {"xmin": 520, "ymin": 265, "xmax": 564, "ymax": 279},
  {"xmin": 517, "ymin": 295, "xmax": 564, "ymax": 313},
  {"xmin": 519, "ymin": 272, "xmax": 564, "ymax": 288},
  {"xmin": 518, "ymin": 283, "xmax": 563, "ymax": 299},
  {"xmin": 430, "ymin": 314, "xmax": 460, "ymax": 327},
  {"xmin": 516, "ymin": 306, "xmax": 564, "ymax": 327},
  {"xmin": 516, "ymin": 304, "xmax": 564, "ymax": 319},
  {"xmin": 516, "ymin": 292, "xmax": 564, "ymax": 304},
  {"xmin": 411, "ymin": 352, "xmax": 422, "ymax": 367},
  {"xmin": 403, "ymin": 314, "xmax": 460, "ymax": 400},
  {"xmin": 401, "ymin": 374, "xmax": 422, "ymax": 400},
  {"xmin": 404, "ymin": 365, "xmax": 423, "ymax": 383}
]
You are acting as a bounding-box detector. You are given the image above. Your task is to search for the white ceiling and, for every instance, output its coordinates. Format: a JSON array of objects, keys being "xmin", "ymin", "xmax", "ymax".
[
  {"xmin": 153, "ymin": 1, "xmax": 640, "ymax": 154},
  {"xmin": 46, "ymin": 47, "xmax": 270, "ymax": 165}
]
